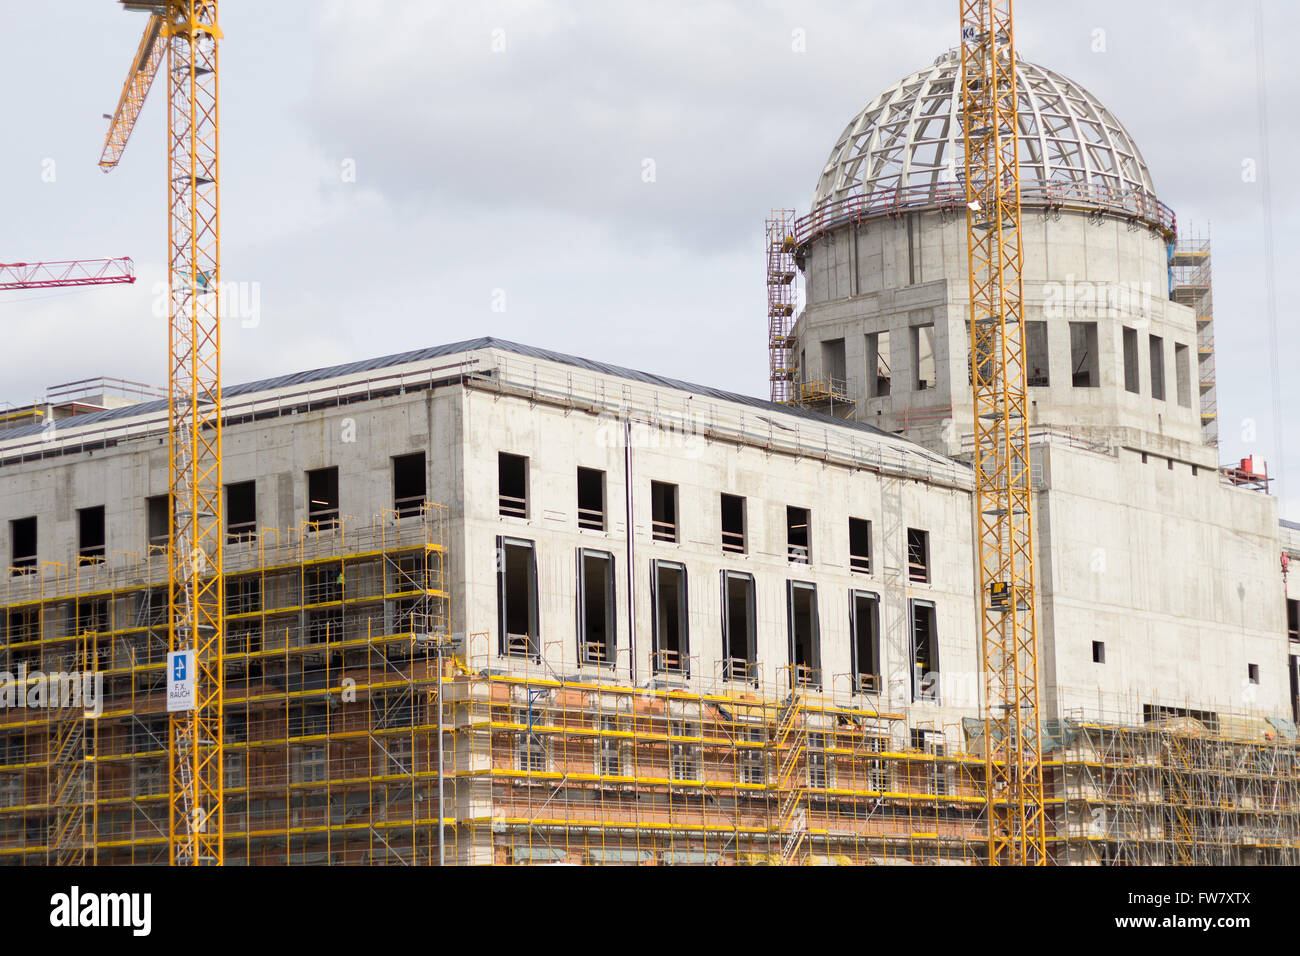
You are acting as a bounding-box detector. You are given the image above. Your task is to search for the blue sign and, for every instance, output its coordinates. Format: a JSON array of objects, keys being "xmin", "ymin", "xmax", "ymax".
[{"xmin": 167, "ymin": 650, "xmax": 196, "ymax": 713}]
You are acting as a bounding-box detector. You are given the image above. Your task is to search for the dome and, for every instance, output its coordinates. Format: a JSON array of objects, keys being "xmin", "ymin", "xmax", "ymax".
[{"xmin": 812, "ymin": 51, "xmax": 1157, "ymax": 211}]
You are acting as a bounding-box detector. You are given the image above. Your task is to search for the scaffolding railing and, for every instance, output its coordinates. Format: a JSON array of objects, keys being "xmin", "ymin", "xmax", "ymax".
[
  {"xmin": 4, "ymin": 502, "xmax": 1299, "ymax": 865},
  {"xmin": 792, "ymin": 179, "xmax": 1176, "ymax": 253},
  {"xmin": 0, "ymin": 504, "xmax": 452, "ymax": 865},
  {"xmin": 1170, "ymin": 230, "xmax": 1217, "ymax": 446},
  {"xmin": 767, "ymin": 210, "xmax": 798, "ymax": 405}
]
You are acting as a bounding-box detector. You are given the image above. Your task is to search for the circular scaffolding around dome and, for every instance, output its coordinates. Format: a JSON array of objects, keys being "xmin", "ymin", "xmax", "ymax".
[{"xmin": 797, "ymin": 51, "xmax": 1174, "ymax": 245}]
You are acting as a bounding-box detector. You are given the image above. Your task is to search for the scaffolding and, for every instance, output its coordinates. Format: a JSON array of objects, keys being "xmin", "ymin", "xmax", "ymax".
[
  {"xmin": 766, "ymin": 209, "xmax": 798, "ymax": 405},
  {"xmin": 791, "ymin": 379, "xmax": 855, "ymax": 417},
  {"xmin": 45, "ymin": 628, "xmax": 95, "ymax": 865},
  {"xmin": 3, "ymin": 504, "xmax": 1299, "ymax": 865},
  {"xmin": 442, "ymin": 653, "xmax": 987, "ymax": 865},
  {"xmin": 1170, "ymin": 231, "xmax": 1217, "ymax": 446},
  {"xmin": 1053, "ymin": 711, "xmax": 1300, "ymax": 865},
  {"xmin": 0, "ymin": 504, "xmax": 451, "ymax": 865}
]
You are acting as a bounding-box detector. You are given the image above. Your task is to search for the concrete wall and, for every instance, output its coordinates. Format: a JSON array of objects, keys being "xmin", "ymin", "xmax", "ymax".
[
  {"xmin": 0, "ymin": 339, "xmax": 1291, "ymax": 743},
  {"xmin": 790, "ymin": 202, "xmax": 1294, "ymax": 731},
  {"xmin": 0, "ymin": 387, "xmax": 466, "ymax": 609},
  {"xmin": 1036, "ymin": 441, "xmax": 1288, "ymax": 723},
  {"xmin": 795, "ymin": 208, "xmax": 1205, "ymax": 459},
  {"xmin": 460, "ymin": 382, "xmax": 980, "ymax": 731},
  {"xmin": 0, "ymin": 355, "xmax": 982, "ymax": 745}
]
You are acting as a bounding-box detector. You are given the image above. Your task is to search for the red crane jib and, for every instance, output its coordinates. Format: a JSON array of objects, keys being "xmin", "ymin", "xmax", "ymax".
[{"xmin": 0, "ymin": 257, "xmax": 136, "ymax": 290}]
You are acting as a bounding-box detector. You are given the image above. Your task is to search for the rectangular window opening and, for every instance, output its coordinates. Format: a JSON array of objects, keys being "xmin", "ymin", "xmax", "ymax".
[
  {"xmin": 1248, "ymin": 663, "xmax": 1260, "ymax": 685},
  {"xmin": 910, "ymin": 600, "xmax": 939, "ymax": 702},
  {"xmin": 651, "ymin": 481, "xmax": 678, "ymax": 543},
  {"xmin": 807, "ymin": 731, "xmax": 834, "ymax": 790},
  {"xmin": 1288, "ymin": 599, "xmax": 1299, "ymax": 642},
  {"xmin": 787, "ymin": 581, "xmax": 821, "ymax": 689},
  {"xmin": 517, "ymin": 726, "xmax": 548, "ymax": 775},
  {"xmin": 10, "ymin": 517, "xmax": 36, "ymax": 575},
  {"xmin": 852, "ymin": 590, "xmax": 881, "ymax": 694},
  {"xmin": 1026, "ymin": 321, "xmax": 1050, "ymax": 387},
  {"xmin": 226, "ymin": 481, "xmax": 257, "ymax": 543},
  {"xmin": 1070, "ymin": 321, "xmax": 1100, "ymax": 388},
  {"xmin": 306, "ymin": 467, "xmax": 339, "ymax": 528},
  {"xmin": 911, "ymin": 729, "xmax": 949, "ymax": 794},
  {"xmin": 497, "ymin": 536, "xmax": 539, "ymax": 658},
  {"xmin": 77, "ymin": 506, "xmax": 105, "ymax": 564},
  {"xmin": 912, "ymin": 324, "xmax": 936, "ymax": 391},
  {"xmin": 651, "ymin": 560, "xmax": 688, "ymax": 675},
  {"xmin": 721, "ymin": 493, "xmax": 746, "ymax": 554},
  {"xmin": 304, "ymin": 561, "xmax": 343, "ymax": 605},
  {"xmin": 597, "ymin": 714, "xmax": 623, "ymax": 777},
  {"xmin": 498, "ymin": 452, "xmax": 528, "ymax": 519},
  {"xmin": 577, "ymin": 549, "xmax": 616, "ymax": 666},
  {"xmin": 226, "ymin": 575, "xmax": 263, "ymax": 615},
  {"xmin": 1093, "ymin": 640, "xmax": 1106, "ymax": 664},
  {"xmin": 146, "ymin": 495, "xmax": 169, "ymax": 555},
  {"xmin": 1291, "ymin": 655, "xmax": 1299, "ymax": 725},
  {"xmin": 577, "ymin": 467, "xmax": 606, "ymax": 531},
  {"xmin": 907, "ymin": 528, "xmax": 930, "ymax": 583},
  {"xmin": 671, "ymin": 732, "xmax": 702, "ymax": 782},
  {"xmin": 867, "ymin": 330, "xmax": 891, "ymax": 397},
  {"xmin": 721, "ymin": 571, "xmax": 756, "ymax": 684},
  {"xmin": 1122, "ymin": 326, "xmax": 1140, "ymax": 394},
  {"xmin": 1149, "ymin": 334, "xmax": 1166, "ymax": 401},
  {"xmin": 740, "ymin": 722, "xmax": 766, "ymax": 785},
  {"xmin": 393, "ymin": 452, "xmax": 426, "ymax": 518},
  {"xmin": 787, "ymin": 506, "xmax": 811, "ymax": 564},
  {"xmin": 77, "ymin": 597, "xmax": 108, "ymax": 634},
  {"xmin": 849, "ymin": 517, "xmax": 871, "ymax": 574},
  {"xmin": 822, "ymin": 337, "xmax": 846, "ymax": 389}
]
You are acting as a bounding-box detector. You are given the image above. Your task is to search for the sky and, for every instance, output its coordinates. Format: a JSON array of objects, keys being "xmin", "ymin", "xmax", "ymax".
[{"xmin": 1, "ymin": 0, "xmax": 1296, "ymax": 513}]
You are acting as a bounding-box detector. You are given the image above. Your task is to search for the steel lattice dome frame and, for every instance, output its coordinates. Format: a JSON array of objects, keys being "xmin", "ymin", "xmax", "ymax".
[{"xmin": 796, "ymin": 50, "xmax": 1174, "ymax": 244}]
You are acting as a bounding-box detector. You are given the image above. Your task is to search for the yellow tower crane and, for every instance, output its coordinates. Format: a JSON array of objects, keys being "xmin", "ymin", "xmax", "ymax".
[
  {"xmin": 100, "ymin": 0, "xmax": 225, "ymax": 866},
  {"xmin": 958, "ymin": 0, "xmax": 1048, "ymax": 865}
]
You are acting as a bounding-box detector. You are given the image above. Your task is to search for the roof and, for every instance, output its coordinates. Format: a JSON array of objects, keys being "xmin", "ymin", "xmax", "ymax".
[
  {"xmin": 0, "ymin": 336, "xmax": 951, "ymax": 463},
  {"xmin": 814, "ymin": 51, "xmax": 1155, "ymax": 208}
]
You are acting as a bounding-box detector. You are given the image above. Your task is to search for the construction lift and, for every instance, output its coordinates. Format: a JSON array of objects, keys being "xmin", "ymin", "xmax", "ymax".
[{"xmin": 100, "ymin": 0, "xmax": 225, "ymax": 866}]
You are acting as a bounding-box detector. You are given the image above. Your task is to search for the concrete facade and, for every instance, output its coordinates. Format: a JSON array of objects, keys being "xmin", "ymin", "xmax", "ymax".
[
  {"xmin": 796, "ymin": 209, "xmax": 1203, "ymax": 457},
  {"xmin": 786, "ymin": 53, "xmax": 1292, "ymax": 729},
  {"xmin": 0, "ymin": 342, "xmax": 987, "ymax": 748},
  {"xmin": 0, "ymin": 334, "xmax": 1292, "ymax": 742}
]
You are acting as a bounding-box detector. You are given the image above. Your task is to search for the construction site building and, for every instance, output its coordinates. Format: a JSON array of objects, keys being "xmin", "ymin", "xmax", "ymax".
[
  {"xmin": 0, "ymin": 339, "xmax": 1296, "ymax": 864},
  {"xmin": 1, "ymin": 48, "xmax": 1298, "ymax": 865}
]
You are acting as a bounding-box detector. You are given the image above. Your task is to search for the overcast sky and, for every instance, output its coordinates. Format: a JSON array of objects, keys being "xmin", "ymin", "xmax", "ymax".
[{"xmin": 2, "ymin": 1, "xmax": 1297, "ymax": 513}]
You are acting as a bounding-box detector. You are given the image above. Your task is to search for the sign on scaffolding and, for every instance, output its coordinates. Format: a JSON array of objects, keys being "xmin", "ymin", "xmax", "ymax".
[{"xmin": 167, "ymin": 650, "xmax": 196, "ymax": 712}]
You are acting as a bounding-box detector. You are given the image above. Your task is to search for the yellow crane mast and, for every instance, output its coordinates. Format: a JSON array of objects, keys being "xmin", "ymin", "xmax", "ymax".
[
  {"xmin": 100, "ymin": 0, "xmax": 225, "ymax": 866},
  {"xmin": 958, "ymin": 0, "xmax": 1047, "ymax": 864}
]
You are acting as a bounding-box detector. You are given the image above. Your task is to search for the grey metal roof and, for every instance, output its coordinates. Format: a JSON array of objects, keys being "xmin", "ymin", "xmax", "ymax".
[{"xmin": 0, "ymin": 336, "xmax": 951, "ymax": 462}]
